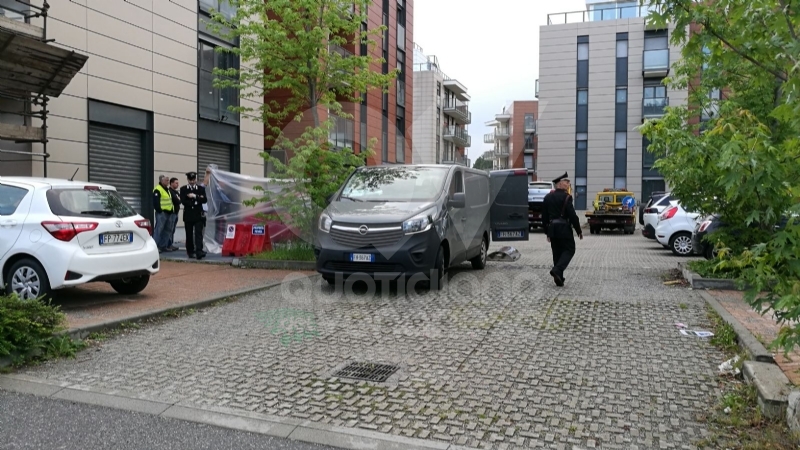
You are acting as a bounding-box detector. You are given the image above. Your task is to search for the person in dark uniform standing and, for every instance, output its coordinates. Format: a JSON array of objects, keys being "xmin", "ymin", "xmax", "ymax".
[
  {"xmin": 541, "ymin": 172, "xmax": 583, "ymax": 286},
  {"xmin": 180, "ymin": 172, "xmax": 207, "ymax": 260}
]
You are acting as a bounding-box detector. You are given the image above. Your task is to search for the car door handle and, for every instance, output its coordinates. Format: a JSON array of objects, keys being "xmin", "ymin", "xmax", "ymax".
[
  {"xmin": 461, "ymin": 217, "xmax": 467, "ymax": 221},
  {"xmin": 0, "ymin": 219, "xmax": 17, "ymax": 227}
]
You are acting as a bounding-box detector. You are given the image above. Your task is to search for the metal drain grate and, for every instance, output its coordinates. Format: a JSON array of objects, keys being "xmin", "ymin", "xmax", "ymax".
[{"xmin": 333, "ymin": 362, "xmax": 399, "ymax": 382}]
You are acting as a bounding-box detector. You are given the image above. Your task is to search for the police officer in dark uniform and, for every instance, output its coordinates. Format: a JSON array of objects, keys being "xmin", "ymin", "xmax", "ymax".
[
  {"xmin": 541, "ymin": 172, "xmax": 582, "ymax": 286},
  {"xmin": 180, "ymin": 172, "xmax": 207, "ymax": 260}
]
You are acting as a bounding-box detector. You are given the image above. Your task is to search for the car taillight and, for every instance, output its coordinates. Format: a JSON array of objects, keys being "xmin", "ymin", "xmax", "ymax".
[
  {"xmin": 41, "ymin": 221, "xmax": 98, "ymax": 241},
  {"xmin": 660, "ymin": 206, "xmax": 678, "ymax": 221},
  {"xmin": 698, "ymin": 220, "xmax": 712, "ymax": 232},
  {"xmin": 135, "ymin": 219, "xmax": 153, "ymax": 236}
]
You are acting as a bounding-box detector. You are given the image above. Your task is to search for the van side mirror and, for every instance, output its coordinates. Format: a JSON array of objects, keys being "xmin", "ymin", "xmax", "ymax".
[{"xmin": 449, "ymin": 192, "xmax": 466, "ymax": 209}]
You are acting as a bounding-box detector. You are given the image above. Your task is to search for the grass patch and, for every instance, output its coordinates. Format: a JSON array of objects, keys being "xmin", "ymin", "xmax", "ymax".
[
  {"xmin": 252, "ymin": 242, "xmax": 315, "ymax": 261},
  {"xmin": 688, "ymin": 259, "xmax": 741, "ymax": 280}
]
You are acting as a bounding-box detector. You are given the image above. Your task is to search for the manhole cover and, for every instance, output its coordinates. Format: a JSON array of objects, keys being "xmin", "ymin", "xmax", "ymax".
[{"xmin": 333, "ymin": 362, "xmax": 399, "ymax": 382}]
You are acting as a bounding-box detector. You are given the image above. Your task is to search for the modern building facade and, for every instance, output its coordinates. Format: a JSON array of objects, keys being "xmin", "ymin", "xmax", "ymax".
[
  {"xmin": 484, "ymin": 101, "xmax": 538, "ymax": 179},
  {"xmin": 0, "ymin": 0, "xmax": 264, "ymax": 221},
  {"xmin": 264, "ymin": 0, "xmax": 414, "ymax": 170},
  {"xmin": 537, "ymin": 0, "xmax": 687, "ymax": 209},
  {"xmin": 411, "ymin": 42, "xmax": 470, "ymax": 166}
]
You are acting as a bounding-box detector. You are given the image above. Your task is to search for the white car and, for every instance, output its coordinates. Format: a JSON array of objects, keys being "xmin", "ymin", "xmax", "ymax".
[
  {"xmin": 641, "ymin": 192, "xmax": 674, "ymax": 240},
  {"xmin": 0, "ymin": 177, "xmax": 160, "ymax": 300},
  {"xmin": 654, "ymin": 201, "xmax": 701, "ymax": 256}
]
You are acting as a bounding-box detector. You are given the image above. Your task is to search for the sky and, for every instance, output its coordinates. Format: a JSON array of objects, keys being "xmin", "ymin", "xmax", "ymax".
[{"xmin": 412, "ymin": 0, "xmax": 587, "ymax": 163}]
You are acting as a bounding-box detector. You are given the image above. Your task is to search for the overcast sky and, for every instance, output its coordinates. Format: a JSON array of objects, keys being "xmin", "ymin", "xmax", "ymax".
[{"xmin": 413, "ymin": 0, "xmax": 587, "ymax": 163}]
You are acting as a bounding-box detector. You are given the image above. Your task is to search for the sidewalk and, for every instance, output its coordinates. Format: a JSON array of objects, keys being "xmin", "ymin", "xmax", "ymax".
[
  {"xmin": 705, "ymin": 289, "xmax": 800, "ymax": 384},
  {"xmin": 52, "ymin": 261, "xmax": 314, "ymax": 332}
]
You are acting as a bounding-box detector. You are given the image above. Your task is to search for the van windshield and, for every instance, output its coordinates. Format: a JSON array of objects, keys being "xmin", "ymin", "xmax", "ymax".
[{"xmin": 339, "ymin": 167, "xmax": 448, "ymax": 202}]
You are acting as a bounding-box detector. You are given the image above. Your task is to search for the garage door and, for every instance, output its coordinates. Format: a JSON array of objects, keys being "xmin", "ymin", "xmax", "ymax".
[
  {"xmin": 197, "ymin": 140, "xmax": 231, "ymax": 176},
  {"xmin": 88, "ymin": 123, "xmax": 144, "ymax": 213}
]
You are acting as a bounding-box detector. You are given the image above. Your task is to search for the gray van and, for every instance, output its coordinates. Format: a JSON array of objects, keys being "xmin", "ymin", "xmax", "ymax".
[{"xmin": 314, "ymin": 164, "xmax": 495, "ymax": 289}]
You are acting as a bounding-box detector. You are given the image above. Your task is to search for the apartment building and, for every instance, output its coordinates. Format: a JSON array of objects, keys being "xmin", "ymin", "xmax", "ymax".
[
  {"xmin": 0, "ymin": 0, "xmax": 264, "ymax": 220},
  {"xmin": 410, "ymin": 42, "xmax": 471, "ymax": 166},
  {"xmin": 537, "ymin": 0, "xmax": 687, "ymax": 209},
  {"xmin": 264, "ymin": 0, "xmax": 413, "ymax": 170},
  {"xmin": 484, "ymin": 101, "xmax": 538, "ymax": 179}
]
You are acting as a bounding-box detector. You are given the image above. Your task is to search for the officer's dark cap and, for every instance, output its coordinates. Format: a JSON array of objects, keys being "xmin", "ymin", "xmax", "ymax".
[
  {"xmin": 553, "ymin": 172, "xmax": 569, "ymax": 184},
  {"xmin": 186, "ymin": 171, "xmax": 197, "ymax": 180}
]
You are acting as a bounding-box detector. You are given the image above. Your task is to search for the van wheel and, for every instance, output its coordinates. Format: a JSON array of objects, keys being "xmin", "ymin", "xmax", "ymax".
[
  {"xmin": 6, "ymin": 258, "xmax": 53, "ymax": 301},
  {"xmin": 110, "ymin": 274, "xmax": 150, "ymax": 295},
  {"xmin": 427, "ymin": 245, "xmax": 446, "ymax": 290},
  {"xmin": 470, "ymin": 237, "xmax": 488, "ymax": 270}
]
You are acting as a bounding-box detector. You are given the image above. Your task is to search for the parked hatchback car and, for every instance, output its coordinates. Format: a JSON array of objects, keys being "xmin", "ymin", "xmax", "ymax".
[
  {"xmin": 0, "ymin": 177, "xmax": 160, "ymax": 300},
  {"xmin": 655, "ymin": 201, "xmax": 701, "ymax": 256},
  {"xmin": 641, "ymin": 192, "xmax": 674, "ymax": 239}
]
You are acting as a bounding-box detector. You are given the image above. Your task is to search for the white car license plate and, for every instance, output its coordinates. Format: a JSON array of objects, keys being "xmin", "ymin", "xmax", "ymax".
[
  {"xmin": 100, "ymin": 232, "xmax": 133, "ymax": 245},
  {"xmin": 498, "ymin": 230, "xmax": 524, "ymax": 238},
  {"xmin": 350, "ymin": 253, "xmax": 374, "ymax": 262}
]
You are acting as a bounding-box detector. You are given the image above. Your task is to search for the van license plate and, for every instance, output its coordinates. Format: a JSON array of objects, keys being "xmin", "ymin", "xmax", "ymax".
[
  {"xmin": 100, "ymin": 232, "xmax": 133, "ymax": 245},
  {"xmin": 498, "ymin": 230, "xmax": 524, "ymax": 238},
  {"xmin": 604, "ymin": 220, "xmax": 617, "ymax": 223},
  {"xmin": 350, "ymin": 253, "xmax": 374, "ymax": 262}
]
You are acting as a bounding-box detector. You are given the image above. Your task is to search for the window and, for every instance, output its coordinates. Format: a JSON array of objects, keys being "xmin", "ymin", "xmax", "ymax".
[
  {"xmin": 448, "ymin": 170, "xmax": 464, "ymax": 198},
  {"xmin": 199, "ymin": 41, "xmax": 239, "ymax": 124},
  {"xmin": 199, "ymin": 0, "xmax": 236, "ymax": 20},
  {"xmin": 575, "ymin": 140, "xmax": 588, "ymax": 178},
  {"xmin": 46, "ymin": 189, "xmax": 136, "ymax": 219},
  {"xmin": 436, "ymin": 82, "xmax": 441, "ymax": 97},
  {"xmin": 329, "ymin": 115, "xmax": 354, "ymax": 150},
  {"xmin": 360, "ymin": 22, "xmax": 368, "ymax": 56},
  {"xmin": 524, "ymin": 113, "xmax": 535, "ymax": 130},
  {"xmin": 0, "ymin": 184, "xmax": 28, "ymax": 215},
  {"xmin": 614, "ymin": 177, "xmax": 627, "ymax": 189},
  {"xmin": 644, "ymin": 35, "xmax": 668, "ymax": 51},
  {"xmin": 577, "ymin": 42, "xmax": 589, "ymax": 60},
  {"xmin": 616, "ymin": 88, "xmax": 627, "ymax": 103},
  {"xmin": 436, "ymin": 140, "xmax": 440, "ymax": 163},
  {"xmin": 644, "ymin": 85, "xmax": 666, "ymax": 98},
  {"xmin": 265, "ymin": 149, "xmax": 286, "ymax": 176},
  {"xmin": 396, "ymin": 133, "xmax": 405, "ymax": 163},
  {"xmin": 710, "ymin": 88, "xmax": 721, "ymax": 100},
  {"xmin": 643, "ymin": 137, "xmax": 656, "ymax": 168},
  {"xmin": 615, "ymin": 132, "xmax": 626, "ymax": 149},
  {"xmin": 524, "ymin": 154, "xmax": 534, "ymax": 170},
  {"xmin": 616, "ymin": 40, "xmax": 628, "ymax": 58},
  {"xmin": 577, "ymin": 90, "xmax": 588, "ymax": 105}
]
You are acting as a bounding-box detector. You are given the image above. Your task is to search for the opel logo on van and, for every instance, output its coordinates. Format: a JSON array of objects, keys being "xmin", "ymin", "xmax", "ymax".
[{"xmin": 358, "ymin": 225, "xmax": 368, "ymax": 235}]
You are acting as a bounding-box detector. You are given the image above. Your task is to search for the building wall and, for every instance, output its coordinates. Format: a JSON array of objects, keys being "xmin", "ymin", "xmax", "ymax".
[
  {"xmin": 21, "ymin": 0, "xmax": 262, "ymax": 183},
  {"xmin": 508, "ymin": 101, "xmax": 538, "ymax": 171},
  {"xmin": 538, "ymin": 16, "xmax": 686, "ymax": 205},
  {"xmin": 411, "ymin": 70, "xmax": 441, "ymax": 164}
]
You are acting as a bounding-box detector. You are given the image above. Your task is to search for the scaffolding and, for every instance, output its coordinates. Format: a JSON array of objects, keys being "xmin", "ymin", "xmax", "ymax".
[{"xmin": 0, "ymin": 0, "xmax": 88, "ymax": 176}]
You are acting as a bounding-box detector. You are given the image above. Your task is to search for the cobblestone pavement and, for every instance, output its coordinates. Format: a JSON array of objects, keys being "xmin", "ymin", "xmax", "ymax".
[{"xmin": 21, "ymin": 233, "xmax": 727, "ymax": 449}]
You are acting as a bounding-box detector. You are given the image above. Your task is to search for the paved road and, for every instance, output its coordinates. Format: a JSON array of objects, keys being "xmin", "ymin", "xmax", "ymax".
[
  {"xmin": 0, "ymin": 390, "xmax": 341, "ymax": 450},
  {"xmin": 16, "ymin": 233, "xmax": 723, "ymax": 449}
]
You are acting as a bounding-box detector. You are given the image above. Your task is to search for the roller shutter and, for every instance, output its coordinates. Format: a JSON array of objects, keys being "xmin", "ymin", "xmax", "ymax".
[
  {"xmin": 88, "ymin": 123, "xmax": 144, "ymax": 213},
  {"xmin": 197, "ymin": 140, "xmax": 231, "ymax": 175}
]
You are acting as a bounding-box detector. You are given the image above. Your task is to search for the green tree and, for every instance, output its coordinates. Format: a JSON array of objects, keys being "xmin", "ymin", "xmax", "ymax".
[
  {"xmin": 640, "ymin": 0, "xmax": 800, "ymax": 353},
  {"xmin": 473, "ymin": 156, "xmax": 493, "ymax": 171},
  {"xmin": 205, "ymin": 0, "xmax": 398, "ymax": 243}
]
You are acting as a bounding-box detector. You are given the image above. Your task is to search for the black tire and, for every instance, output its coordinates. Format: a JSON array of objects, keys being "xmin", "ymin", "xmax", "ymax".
[
  {"xmin": 669, "ymin": 232, "xmax": 693, "ymax": 256},
  {"xmin": 624, "ymin": 226, "xmax": 635, "ymax": 235},
  {"xmin": 427, "ymin": 245, "xmax": 446, "ymax": 290},
  {"xmin": 470, "ymin": 236, "xmax": 488, "ymax": 270},
  {"xmin": 5, "ymin": 258, "xmax": 53, "ymax": 301},
  {"xmin": 109, "ymin": 274, "xmax": 150, "ymax": 295},
  {"xmin": 704, "ymin": 245, "xmax": 718, "ymax": 260}
]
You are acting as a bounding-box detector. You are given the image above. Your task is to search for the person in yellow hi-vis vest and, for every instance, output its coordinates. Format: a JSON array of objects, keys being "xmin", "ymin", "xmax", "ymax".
[{"xmin": 152, "ymin": 175, "xmax": 175, "ymax": 253}]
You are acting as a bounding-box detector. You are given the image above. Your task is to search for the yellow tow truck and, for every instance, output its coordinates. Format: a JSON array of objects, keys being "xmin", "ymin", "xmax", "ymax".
[{"xmin": 585, "ymin": 188, "xmax": 637, "ymax": 235}]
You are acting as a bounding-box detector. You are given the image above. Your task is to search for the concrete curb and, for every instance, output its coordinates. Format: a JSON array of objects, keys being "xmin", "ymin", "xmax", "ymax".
[
  {"xmin": 679, "ymin": 262, "xmax": 740, "ymax": 290},
  {"xmin": 698, "ymin": 291, "xmax": 775, "ymax": 364},
  {"xmin": 0, "ymin": 374, "xmax": 479, "ymax": 450},
  {"xmin": 743, "ymin": 361, "xmax": 793, "ymax": 420},
  {"xmin": 62, "ymin": 274, "xmax": 322, "ymax": 340},
  {"xmin": 235, "ymin": 258, "xmax": 317, "ymax": 271}
]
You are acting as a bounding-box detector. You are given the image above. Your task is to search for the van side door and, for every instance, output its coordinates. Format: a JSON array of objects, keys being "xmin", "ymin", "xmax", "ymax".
[
  {"xmin": 489, "ymin": 170, "xmax": 530, "ymax": 241},
  {"xmin": 464, "ymin": 171, "xmax": 491, "ymax": 254},
  {"xmin": 446, "ymin": 168, "xmax": 467, "ymax": 262}
]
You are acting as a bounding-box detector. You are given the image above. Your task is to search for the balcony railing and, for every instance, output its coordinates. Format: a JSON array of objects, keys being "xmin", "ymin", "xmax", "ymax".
[
  {"xmin": 547, "ymin": 4, "xmax": 661, "ymax": 25},
  {"xmin": 494, "ymin": 146, "xmax": 509, "ymax": 157},
  {"xmin": 442, "ymin": 101, "xmax": 471, "ymax": 124},
  {"xmin": 483, "ymin": 133, "xmax": 494, "ymax": 144},
  {"xmin": 329, "ymin": 43, "xmax": 353, "ymax": 58},
  {"xmin": 495, "ymin": 126, "xmax": 510, "ymax": 137},
  {"xmin": 642, "ymin": 97, "xmax": 669, "ymax": 119},
  {"xmin": 643, "ymin": 49, "xmax": 669, "ymax": 76},
  {"xmin": 442, "ymin": 126, "xmax": 471, "ymax": 147}
]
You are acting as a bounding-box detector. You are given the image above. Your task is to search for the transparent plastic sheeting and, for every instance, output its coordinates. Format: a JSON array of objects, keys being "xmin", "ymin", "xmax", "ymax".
[{"xmin": 201, "ymin": 168, "xmax": 298, "ymax": 254}]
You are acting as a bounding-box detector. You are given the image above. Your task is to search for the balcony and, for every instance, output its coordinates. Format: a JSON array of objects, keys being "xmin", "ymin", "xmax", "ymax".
[
  {"xmin": 442, "ymin": 100, "xmax": 471, "ymax": 124},
  {"xmin": 535, "ymin": 79, "xmax": 539, "ymax": 98},
  {"xmin": 642, "ymin": 97, "xmax": 669, "ymax": 119},
  {"xmin": 495, "ymin": 126, "xmax": 510, "ymax": 138},
  {"xmin": 483, "ymin": 133, "xmax": 494, "ymax": 144},
  {"xmin": 442, "ymin": 126, "xmax": 471, "ymax": 147},
  {"xmin": 329, "ymin": 43, "xmax": 353, "ymax": 58},
  {"xmin": 643, "ymin": 49, "xmax": 669, "ymax": 78},
  {"xmin": 443, "ymin": 79, "xmax": 470, "ymax": 102},
  {"xmin": 494, "ymin": 146, "xmax": 509, "ymax": 157},
  {"xmin": 495, "ymin": 112, "xmax": 511, "ymax": 122}
]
